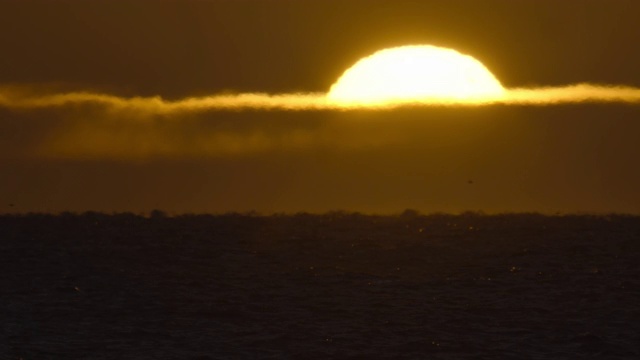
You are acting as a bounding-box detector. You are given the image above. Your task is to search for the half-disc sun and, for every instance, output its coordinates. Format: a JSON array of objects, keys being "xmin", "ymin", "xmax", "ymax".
[{"xmin": 327, "ymin": 45, "xmax": 505, "ymax": 106}]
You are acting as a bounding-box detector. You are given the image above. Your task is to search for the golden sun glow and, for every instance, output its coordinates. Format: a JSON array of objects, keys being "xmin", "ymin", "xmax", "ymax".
[{"xmin": 327, "ymin": 45, "xmax": 505, "ymax": 106}]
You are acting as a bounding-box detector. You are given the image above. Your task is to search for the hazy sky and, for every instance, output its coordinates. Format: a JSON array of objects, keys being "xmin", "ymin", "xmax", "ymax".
[{"xmin": 1, "ymin": 0, "xmax": 640, "ymax": 214}]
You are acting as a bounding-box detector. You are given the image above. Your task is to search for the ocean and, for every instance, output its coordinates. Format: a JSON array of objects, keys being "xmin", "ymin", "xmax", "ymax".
[{"xmin": 1, "ymin": 212, "xmax": 639, "ymax": 359}]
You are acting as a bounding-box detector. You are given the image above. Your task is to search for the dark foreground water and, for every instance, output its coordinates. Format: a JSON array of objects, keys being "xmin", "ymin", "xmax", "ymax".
[{"xmin": 1, "ymin": 212, "xmax": 639, "ymax": 359}]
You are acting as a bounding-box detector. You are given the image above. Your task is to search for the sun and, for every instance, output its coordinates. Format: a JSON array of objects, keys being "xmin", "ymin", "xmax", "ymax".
[{"xmin": 327, "ymin": 45, "xmax": 505, "ymax": 106}]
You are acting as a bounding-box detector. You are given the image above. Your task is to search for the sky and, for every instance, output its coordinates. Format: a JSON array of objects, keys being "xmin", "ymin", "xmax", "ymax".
[{"xmin": 1, "ymin": 0, "xmax": 640, "ymax": 214}]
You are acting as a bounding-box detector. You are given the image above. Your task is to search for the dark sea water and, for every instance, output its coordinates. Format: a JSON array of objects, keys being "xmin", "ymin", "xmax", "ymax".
[{"xmin": 1, "ymin": 213, "xmax": 639, "ymax": 359}]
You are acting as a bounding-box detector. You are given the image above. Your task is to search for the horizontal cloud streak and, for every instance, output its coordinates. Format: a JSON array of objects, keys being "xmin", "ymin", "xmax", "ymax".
[
  {"xmin": 2, "ymin": 84, "xmax": 640, "ymax": 113},
  {"xmin": 504, "ymin": 84, "xmax": 640, "ymax": 105},
  {"xmin": 2, "ymin": 83, "xmax": 640, "ymax": 160},
  {"xmin": 0, "ymin": 89, "xmax": 329, "ymax": 112}
]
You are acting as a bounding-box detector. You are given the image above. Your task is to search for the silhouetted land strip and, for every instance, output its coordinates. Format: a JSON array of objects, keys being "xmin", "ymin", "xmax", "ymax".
[{"xmin": 1, "ymin": 213, "xmax": 639, "ymax": 358}]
